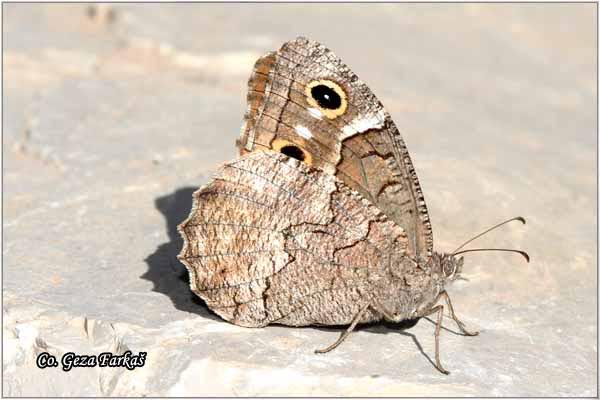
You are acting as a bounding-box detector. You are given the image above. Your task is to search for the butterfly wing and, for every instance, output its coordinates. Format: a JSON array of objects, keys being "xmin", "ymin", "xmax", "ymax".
[
  {"xmin": 237, "ymin": 37, "xmax": 432, "ymax": 262},
  {"xmin": 177, "ymin": 151, "xmax": 409, "ymax": 327}
]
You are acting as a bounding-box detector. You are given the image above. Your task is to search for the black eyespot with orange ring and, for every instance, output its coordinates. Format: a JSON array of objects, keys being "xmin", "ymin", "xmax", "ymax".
[
  {"xmin": 305, "ymin": 80, "xmax": 348, "ymax": 119},
  {"xmin": 272, "ymin": 138, "xmax": 313, "ymax": 165}
]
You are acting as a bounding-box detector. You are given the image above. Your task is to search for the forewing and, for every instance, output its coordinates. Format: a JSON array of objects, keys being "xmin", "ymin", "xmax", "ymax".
[{"xmin": 237, "ymin": 36, "xmax": 432, "ymax": 261}]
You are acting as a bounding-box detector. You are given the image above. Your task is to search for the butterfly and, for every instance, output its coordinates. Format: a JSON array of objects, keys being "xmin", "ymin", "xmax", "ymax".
[{"xmin": 178, "ymin": 37, "xmax": 528, "ymax": 374}]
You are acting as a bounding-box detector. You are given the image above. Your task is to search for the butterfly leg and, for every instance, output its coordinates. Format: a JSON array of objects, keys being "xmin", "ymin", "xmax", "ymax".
[
  {"xmin": 314, "ymin": 303, "xmax": 370, "ymax": 354},
  {"xmin": 371, "ymin": 302, "xmax": 403, "ymax": 322},
  {"xmin": 372, "ymin": 302, "xmax": 449, "ymax": 374},
  {"xmin": 422, "ymin": 304, "xmax": 450, "ymax": 375},
  {"xmin": 438, "ymin": 291, "xmax": 479, "ymax": 336}
]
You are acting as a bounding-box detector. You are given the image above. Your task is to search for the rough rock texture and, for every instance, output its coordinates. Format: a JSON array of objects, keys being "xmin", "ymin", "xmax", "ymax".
[{"xmin": 3, "ymin": 3, "xmax": 597, "ymax": 396}]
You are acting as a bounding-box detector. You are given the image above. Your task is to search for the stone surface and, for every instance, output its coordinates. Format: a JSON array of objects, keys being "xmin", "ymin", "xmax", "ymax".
[{"xmin": 3, "ymin": 3, "xmax": 597, "ymax": 396}]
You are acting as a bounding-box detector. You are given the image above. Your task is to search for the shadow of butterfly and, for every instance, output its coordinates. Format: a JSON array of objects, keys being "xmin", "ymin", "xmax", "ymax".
[{"xmin": 178, "ymin": 37, "xmax": 528, "ymax": 374}]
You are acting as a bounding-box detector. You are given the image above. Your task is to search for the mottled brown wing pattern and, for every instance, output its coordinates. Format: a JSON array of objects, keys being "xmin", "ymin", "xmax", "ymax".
[
  {"xmin": 178, "ymin": 151, "xmax": 409, "ymax": 327},
  {"xmin": 237, "ymin": 37, "xmax": 433, "ymax": 262}
]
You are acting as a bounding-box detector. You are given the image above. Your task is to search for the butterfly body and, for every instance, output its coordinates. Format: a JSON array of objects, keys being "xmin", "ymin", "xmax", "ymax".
[
  {"xmin": 178, "ymin": 152, "xmax": 460, "ymax": 328},
  {"xmin": 179, "ymin": 37, "xmax": 485, "ymax": 374}
]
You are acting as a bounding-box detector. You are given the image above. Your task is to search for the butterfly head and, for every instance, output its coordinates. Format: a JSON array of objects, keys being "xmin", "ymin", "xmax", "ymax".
[
  {"xmin": 428, "ymin": 252, "xmax": 464, "ymax": 284},
  {"xmin": 428, "ymin": 217, "xmax": 530, "ymax": 286},
  {"xmin": 442, "ymin": 253, "xmax": 464, "ymax": 282}
]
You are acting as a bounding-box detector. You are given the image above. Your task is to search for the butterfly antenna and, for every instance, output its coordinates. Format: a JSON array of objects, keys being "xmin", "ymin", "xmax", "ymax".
[
  {"xmin": 451, "ymin": 216, "xmax": 526, "ymax": 254},
  {"xmin": 452, "ymin": 248, "xmax": 530, "ymax": 263}
]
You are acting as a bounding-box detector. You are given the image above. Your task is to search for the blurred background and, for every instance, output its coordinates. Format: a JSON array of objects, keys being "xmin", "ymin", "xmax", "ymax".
[{"xmin": 3, "ymin": 3, "xmax": 597, "ymax": 396}]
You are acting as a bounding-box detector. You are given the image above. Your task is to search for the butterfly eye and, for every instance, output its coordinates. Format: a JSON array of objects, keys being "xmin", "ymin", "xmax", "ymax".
[
  {"xmin": 272, "ymin": 138, "xmax": 313, "ymax": 165},
  {"xmin": 305, "ymin": 80, "xmax": 348, "ymax": 119}
]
